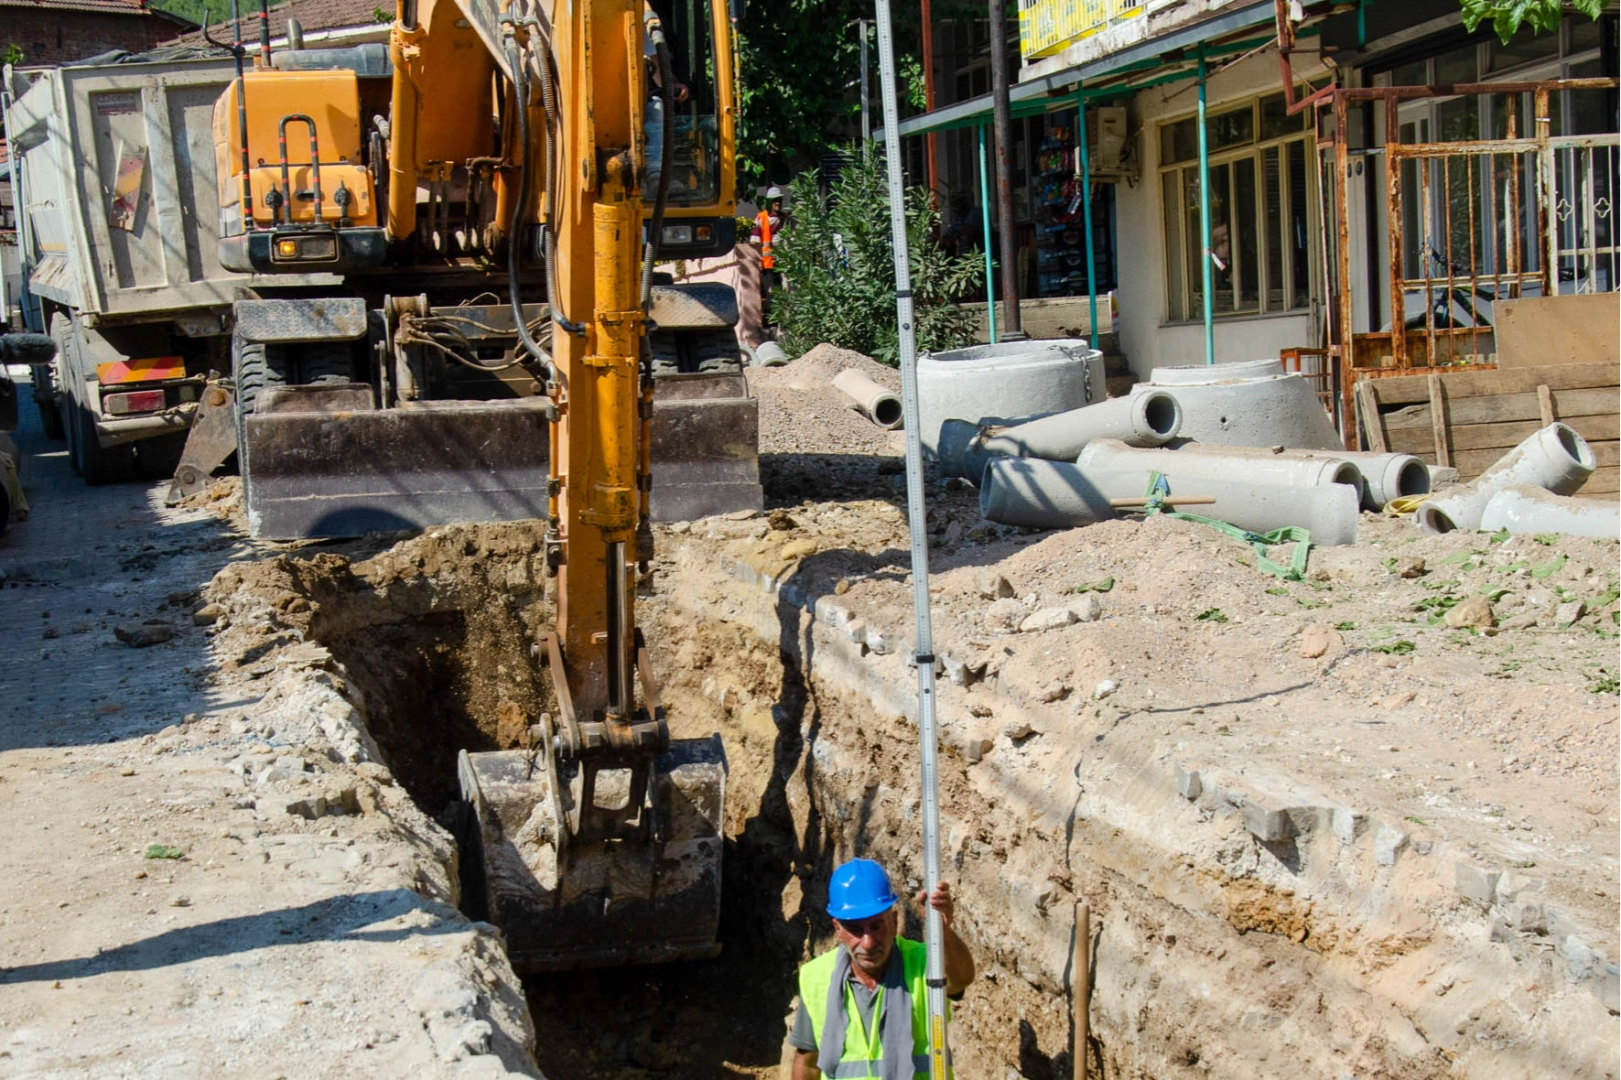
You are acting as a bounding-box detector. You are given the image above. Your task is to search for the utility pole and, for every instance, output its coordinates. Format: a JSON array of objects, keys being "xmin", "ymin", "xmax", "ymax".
[
  {"xmin": 921, "ymin": 0, "xmax": 937, "ymax": 195},
  {"xmin": 988, "ymin": 0, "xmax": 1024, "ymax": 339}
]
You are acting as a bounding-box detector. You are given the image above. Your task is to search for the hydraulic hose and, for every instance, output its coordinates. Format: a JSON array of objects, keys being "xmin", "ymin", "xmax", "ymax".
[
  {"xmin": 640, "ymin": 32, "xmax": 676, "ymax": 311},
  {"xmin": 505, "ymin": 36, "xmax": 583, "ymax": 363}
]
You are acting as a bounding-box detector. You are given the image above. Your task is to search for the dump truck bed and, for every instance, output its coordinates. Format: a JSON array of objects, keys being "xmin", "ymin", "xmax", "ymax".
[{"xmin": 5, "ymin": 57, "xmax": 337, "ymax": 321}]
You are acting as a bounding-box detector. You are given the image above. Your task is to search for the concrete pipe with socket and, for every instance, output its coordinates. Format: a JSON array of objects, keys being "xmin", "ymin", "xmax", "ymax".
[
  {"xmin": 1478, "ymin": 483, "xmax": 1621, "ymax": 539},
  {"xmin": 937, "ymin": 390, "xmax": 1183, "ymax": 482},
  {"xmin": 831, "ymin": 369, "xmax": 903, "ymax": 430},
  {"xmin": 1415, "ymin": 423, "xmax": 1596, "ymax": 534},
  {"xmin": 1143, "ymin": 359, "xmax": 1342, "ymax": 450},
  {"xmin": 1083, "ymin": 442, "xmax": 1429, "ymax": 510},
  {"xmin": 1076, "ymin": 439, "xmax": 1362, "ymax": 494},
  {"xmin": 978, "ymin": 458, "xmax": 1362, "ymax": 545}
]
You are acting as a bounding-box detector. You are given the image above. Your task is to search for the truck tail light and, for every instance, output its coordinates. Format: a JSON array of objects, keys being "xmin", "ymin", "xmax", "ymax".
[{"xmin": 103, "ymin": 389, "xmax": 166, "ymax": 416}]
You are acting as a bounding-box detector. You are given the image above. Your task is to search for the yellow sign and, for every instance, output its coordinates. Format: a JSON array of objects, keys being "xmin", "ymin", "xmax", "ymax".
[{"xmin": 1019, "ymin": 0, "xmax": 1145, "ymax": 59}]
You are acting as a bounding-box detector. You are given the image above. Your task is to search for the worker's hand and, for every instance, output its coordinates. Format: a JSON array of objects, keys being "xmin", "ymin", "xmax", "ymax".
[
  {"xmin": 915, "ymin": 882, "xmax": 956, "ymax": 927},
  {"xmin": 673, "ymin": 79, "xmax": 690, "ymax": 104}
]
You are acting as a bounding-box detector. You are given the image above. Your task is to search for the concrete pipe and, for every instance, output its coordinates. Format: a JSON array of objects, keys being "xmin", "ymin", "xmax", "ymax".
[
  {"xmin": 1076, "ymin": 439, "xmax": 1362, "ymax": 494},
  {"xmin": 1142, "ymin": 360, "xmax": 1342, "ymax": 450},
  {"xmin": 1098, "ymin": 442, "xmax": 1428, "ymax": 509},
  {"xmin": 916, "ymin": 339, "xmax": 1104, "ymax": 458},
  {"xmin": 1415, "ymin": 423, "xmax": 1596, "ymax": 534},
  {"xmin": 1479, "ymin": 483, "xmax": 1621, "ymax": 540},
  {"xmin": 831, "ymin": 369, "xmax": 903, "ymax": 430},
  {"xmin": 751, "ymin": 341, "xmax": 789, "ymax": 367},
  {"xmin": 938, "ymin": 390, "xmax": 1183, "ymax": 482},
  {"xmin": 978, "ymin": 458, "xmax": 1362, "ymax": 545},
  {"xmin": 1333, "ymin": 451, "xmax": 1433, "ymax": 508}
]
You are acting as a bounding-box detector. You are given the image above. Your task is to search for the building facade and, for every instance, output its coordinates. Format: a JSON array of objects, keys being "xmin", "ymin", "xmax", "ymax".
[{"xmin": 902, "ymin": 0, "xmax": 1618, "ymax": 409}]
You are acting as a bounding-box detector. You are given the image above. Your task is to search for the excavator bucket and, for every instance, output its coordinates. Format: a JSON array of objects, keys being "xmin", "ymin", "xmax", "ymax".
[{"xmin": 457, "ymin": 735, "xmax": 725, "ymax": 972}]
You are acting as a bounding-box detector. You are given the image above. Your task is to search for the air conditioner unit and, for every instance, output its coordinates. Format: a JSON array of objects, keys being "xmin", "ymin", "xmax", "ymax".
[{"xmin": 1084, "ymin": 105, "xmax": 1136, "ymax": 182}]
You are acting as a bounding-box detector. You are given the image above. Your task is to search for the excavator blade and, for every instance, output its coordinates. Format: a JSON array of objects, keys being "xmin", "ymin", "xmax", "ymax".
[
  {"xmin": 458, "ymin": 736, "xmax": 725, "ymax": 972},
  {"xmin": 237, "ymin": 376, "xmax": 759, "ymax": 539}
]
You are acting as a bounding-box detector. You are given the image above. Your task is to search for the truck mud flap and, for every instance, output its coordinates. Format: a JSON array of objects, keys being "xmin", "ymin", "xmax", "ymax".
[{"xmin": 650, "ymin": 372, "xmax": 762, "ymax": 522}]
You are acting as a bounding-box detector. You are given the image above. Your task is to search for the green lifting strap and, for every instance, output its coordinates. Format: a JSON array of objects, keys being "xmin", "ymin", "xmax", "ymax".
[{"xmin": 1141, "ymin": 472, "xmax": 1312, "ymax": 582}]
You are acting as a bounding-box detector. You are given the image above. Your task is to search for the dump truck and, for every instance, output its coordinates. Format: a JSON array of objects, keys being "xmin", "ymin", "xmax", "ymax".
[{"xmin": 1, "ymin": 52, "xmax": 342, "ymax": 483}]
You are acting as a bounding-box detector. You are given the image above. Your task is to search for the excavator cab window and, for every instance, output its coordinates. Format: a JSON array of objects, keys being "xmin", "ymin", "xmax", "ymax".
[{"xmin": 651, "ymin": 0, "xmax": 719, "ymax": 205}]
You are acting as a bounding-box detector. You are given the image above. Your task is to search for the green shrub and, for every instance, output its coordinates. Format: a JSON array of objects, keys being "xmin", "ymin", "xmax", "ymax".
[{"xmin": 769, "ymin": 150, "xmax": 982, "ymax": 367}]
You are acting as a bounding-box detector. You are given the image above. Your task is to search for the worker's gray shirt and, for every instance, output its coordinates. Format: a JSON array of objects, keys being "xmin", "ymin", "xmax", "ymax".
[{"xmin": 787, "ymin": 972, "xmax": 881, "ymax": 1053}]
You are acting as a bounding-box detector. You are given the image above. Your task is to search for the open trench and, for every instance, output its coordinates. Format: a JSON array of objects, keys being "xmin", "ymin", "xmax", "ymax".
[{"xmin": 226, "ymin": 519, "xmax": 1614, "ymax": 1080}]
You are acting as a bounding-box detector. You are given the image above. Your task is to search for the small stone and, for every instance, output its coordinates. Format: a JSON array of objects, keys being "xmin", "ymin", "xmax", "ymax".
[
  {"xmin": 834, "ymin": 578, "xmax": 850, "ymax": 596},
  {"xmin": 1019, "ymin": 606, "xmax": 1077, "ymax": 633},
  {"xmin": 766, "ymin": 509, "xmax": 798, "ymax": 531},
  {"xmin": 967, "ymin": 703, "xmax": 993, "ymax": 718},
  {"xmin": 114, "ymin": 621, "xmax": 174, "ymax": 648},
  {"xmin": 132, "ymin": 870, "xmax": 147, "ymax": 880},
  {"xmin": 1498, "ymin": 611, "xmax": 1541, "ymax": 632},
  {"xmin": 118, "ymin": 766, "xmax": 135, "ymax": 777},
  {"xmin": 1394, "ymin": 556, "xmax": 1427, "ymax": 579},
  {"xmin": 170, "ymin": 896, "xmax": 191, "ymax": 908},
  {"xmin": 723, "ymin": 509, "xmax": 759, "ymax": 521},
  {"xmin": 192, "ymin": 602, "xmax": 226, "ymax": 627},
  {"xmin": 973, "ymin": 570, "xmax": 1015, "ymax": 599},
  {"xmin": 1383, "ymin": 690, "xmax": 1416, "ymax": 711},
  {"xmin": 1298, "ymin": 625, "xmax": 1342, "ymax": 659},
  {"xmin": 778, "ymin": 539, "xmax": 819, "ymax": 561},
  {"xmin": 962, "ymin": 737, "xmax": 993, "ymax": 763},
  {"xmin": 41, "ymin": 626, "xmax": 59, "ymax": 640},
  {"xmin": 1094, "ymin": 679, "xmax": 1117, "ymax": 701},
  {"xmin": 983, "ymin": 598, "xmax": 1025, "ymax": 630},
  {"xmin": 1375, "ymin": 826, "xmax": 1409, "ymax": 865},
  {"xmin": 1001, "ymin": 720, "xmax": 1035, "ymax": 741},
  {"xmin": 1175, "ymin": 766, "xmax": 1202, "ymax": 800},
  {"xmin": 1554, "ymin": 600, "xmax": 1586, "ymax": 627},
  {"xmin": 1444, "ymin": 595, "xmax": 1495, "ymax": 629},
  {"xmin": 864, "ymin": 626, "xmax": 895, "ymax": 656},
  {"xmin": 1454, "ymin": 862, "xmax": 1500, "ymax": 907},
  {"xmin": 1072, "ymin": 594, "xmax": 1103, "ymax": 622},
  {"xmin": 1036, "ymin": 681, "xmax": 1067, "ymax": 703}
]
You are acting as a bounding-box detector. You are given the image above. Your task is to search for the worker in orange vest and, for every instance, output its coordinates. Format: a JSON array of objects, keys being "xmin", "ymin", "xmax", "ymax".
[{"xmin": 750, "ymin": 186, "xmax": 786, "ymax": 304}]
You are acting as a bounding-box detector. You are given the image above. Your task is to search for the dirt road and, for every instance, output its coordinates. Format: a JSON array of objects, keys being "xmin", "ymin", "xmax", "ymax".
[{"xmin": 0, "ymin": 398, "xmax": 537, "ymax": 1079}]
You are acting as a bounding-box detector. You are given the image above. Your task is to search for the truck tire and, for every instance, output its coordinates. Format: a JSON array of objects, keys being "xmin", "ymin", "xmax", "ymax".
[
  {"xmin": 50, "ymin": 315, "xmax": 135, "ymax": 485},
  {"xmin": 296, "ymin": 341, "xmax": 356, "ymax": 385},
  {"xmin": 36, "ymin": 399, "xmax": 65, "ymax": 441},
  {"xmin": 68, "ymin": 389, "xmax": 136, "ymax": 484}
]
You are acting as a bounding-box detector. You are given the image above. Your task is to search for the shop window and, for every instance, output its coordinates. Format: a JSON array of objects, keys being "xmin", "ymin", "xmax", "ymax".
[{"xmin": 1159, "ymin": 95, "xmax": 1315, "ymax": 321}]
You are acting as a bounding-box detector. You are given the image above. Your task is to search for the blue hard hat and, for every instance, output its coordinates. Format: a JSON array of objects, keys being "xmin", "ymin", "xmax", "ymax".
[{"xmin": 826, "ymin": 858, "xmax": 898, "ymax": 921}]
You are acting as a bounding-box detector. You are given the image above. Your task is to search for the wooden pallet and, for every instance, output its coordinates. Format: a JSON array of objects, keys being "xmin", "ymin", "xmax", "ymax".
[{"xmin": 1355, "ymin": 361, "xmax": 1619, "ymax": 497}]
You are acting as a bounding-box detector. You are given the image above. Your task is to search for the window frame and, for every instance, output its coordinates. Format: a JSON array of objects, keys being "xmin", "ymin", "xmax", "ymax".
[{"xmin": 1157, "ymin": 92, "xmax": 1318, "ymax": 324}]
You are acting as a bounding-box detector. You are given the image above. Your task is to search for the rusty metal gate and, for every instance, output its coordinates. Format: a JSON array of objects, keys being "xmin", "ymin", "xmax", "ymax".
[{"xmin": 1313, "ymin": 79, "xmax": 1618, "ymax": 447}]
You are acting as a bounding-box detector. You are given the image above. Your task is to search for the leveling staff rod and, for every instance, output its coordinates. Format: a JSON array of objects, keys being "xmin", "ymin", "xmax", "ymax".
[{"xmin": 873, "ymin": 1, "xmax": 950, "ymax": 1075}]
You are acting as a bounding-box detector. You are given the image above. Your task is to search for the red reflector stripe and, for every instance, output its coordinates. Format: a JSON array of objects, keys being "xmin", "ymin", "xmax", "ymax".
[
  {"xmin": 104, "ymin": 389, "xmax": 167, "ymax": 416},
  {"xmin": 97, "ymin": 356, "xmax": 187, "ymax": 384}
]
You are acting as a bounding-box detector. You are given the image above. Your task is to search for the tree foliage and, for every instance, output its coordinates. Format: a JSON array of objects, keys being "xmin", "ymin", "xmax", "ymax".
[
  {"xmin": 1458, "ymin": 0, "xmax": 1602, "ymax": 43},
  {"xmin": 770, "ymin": 150, "xmax": 984, "ymax": 367},
  {"xmin": 732, "ymin": 0, "xmax": 995, "ymax": 189}
]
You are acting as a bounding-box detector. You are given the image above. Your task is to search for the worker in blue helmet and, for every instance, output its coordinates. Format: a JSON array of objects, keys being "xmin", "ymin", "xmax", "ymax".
[{"xmin": 789, "ymin": 858, "xmax": 975, "ymax": 1079}]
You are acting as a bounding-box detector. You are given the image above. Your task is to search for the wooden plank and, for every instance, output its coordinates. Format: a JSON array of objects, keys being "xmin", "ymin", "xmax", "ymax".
[
  {"xmin": 1428, "ymin": 374, "xmax": 1452, "ymax": 467},
  {"xmin": 1362, "ymin": 361, "xmax": 1617, "ymax": 405},
  {"xmin": 1382, "ymin": 413, "xmax": 1620, "ymax": 456},
  {"xmin": 1537, "ymin": 384, "xmax": 1555, "ymax": 427},
  {"xmin": 1356, "ymin": 378, "xmax": 1388, "ymax": 452},
  {"xmin": 1574, "ymin": 467, "xmax": 1619, "ymax": 496},
  {"xmin": 1447, "ymin": 438, "xmax": 1619, "ymax": 479},
  {"xmin": 1494, "ymin": 295, "xmax": 1621, "ymax": 369},
  {"xmin": 1378, "ymin": 387, "xmax": 1619, "ymax": 431}
]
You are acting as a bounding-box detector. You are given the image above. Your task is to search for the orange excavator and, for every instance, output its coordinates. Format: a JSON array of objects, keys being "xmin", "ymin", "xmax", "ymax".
[{"xmin": 186, "ymin": 0, "xmax": 744, "ymax": 969}]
